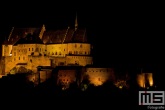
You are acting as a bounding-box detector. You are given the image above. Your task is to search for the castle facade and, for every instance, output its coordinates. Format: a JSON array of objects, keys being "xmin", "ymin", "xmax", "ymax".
[{"xmin": 1, "ymin": 17, "xmax": 93, "ymax": 75}]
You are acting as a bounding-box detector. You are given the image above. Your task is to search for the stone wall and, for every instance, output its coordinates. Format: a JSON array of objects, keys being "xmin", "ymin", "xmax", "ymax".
[{"xmin": 85, "ymin": 68, "xmax": 115, "ymax": 86}]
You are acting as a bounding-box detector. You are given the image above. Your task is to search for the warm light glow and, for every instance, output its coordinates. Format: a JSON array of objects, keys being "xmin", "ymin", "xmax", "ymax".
[
  {"xmin": 137, "ymin": 74, "xmax": 145, "ymax": 88},
  {"xmin": 90, "ymin": 77, "xmax": 104, "ymax": 86},
  {"xmin": 114, "ymin": 80, "xmax": 128, "ymax": 89},
  {"xmin": 0, "ymin": 75, "xmax": 5, "ymax": 78},
  {"xmin": 27, "ymin": 74, "xmax": 36, "ymax": 83},
  {"xmin": 147, "ymin": 73, "xmax": 153, "ymax": 87},
  {"xmin": 119, "ymin": 86, "xmax": 123, "ymax": 89},
  {"xmin": 86, "ymin": 68, "xmax": 115, "ymax": 86},
  {"xmin": 137, "ymin": 73, "xmax": 154, "ymax": 88}
]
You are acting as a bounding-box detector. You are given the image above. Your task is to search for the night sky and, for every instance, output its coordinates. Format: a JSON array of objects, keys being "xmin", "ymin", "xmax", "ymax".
[{"xmin": 0, "ymin": 2, "xmax": 164, "ymax": 71}]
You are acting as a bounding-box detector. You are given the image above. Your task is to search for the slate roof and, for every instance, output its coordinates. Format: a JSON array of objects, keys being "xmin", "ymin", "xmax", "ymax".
[
  {"xmin": 3, "ymin": 26, "xmax": 89, "ymax": 45},
  {"xmin": 14, "ymin": 33, "xmax": 43, "ymax": 45},
  {"xmin": 42, "ymin": 28, "xmax": 88, "ymax": 44},
  {"xmin": 3, "ymin": 27, "xmax": 41, "ymax": 45}
]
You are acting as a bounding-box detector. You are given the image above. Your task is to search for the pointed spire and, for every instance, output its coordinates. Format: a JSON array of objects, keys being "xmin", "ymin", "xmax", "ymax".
[{"xmin": 75, "ymin": 12, "xmax": 78, "ymax": 31}]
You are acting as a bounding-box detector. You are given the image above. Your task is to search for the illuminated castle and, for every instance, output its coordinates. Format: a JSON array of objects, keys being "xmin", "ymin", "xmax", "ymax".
[
  {"xmin": 1, "ymin": 15, "xmax": 93, "ymax": 75},
  {"xmin": 0, "ymin": 15, "xmax": 154, "ymax": 89},
  {"xmin": 0, "ymin": 15, "xmax": 116, "ymax": 87}
]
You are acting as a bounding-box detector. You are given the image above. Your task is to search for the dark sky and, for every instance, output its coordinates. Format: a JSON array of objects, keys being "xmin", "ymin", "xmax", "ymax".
[{"xmin": 0, "ymin": 2, "xmax": 164, "ymax": 71}]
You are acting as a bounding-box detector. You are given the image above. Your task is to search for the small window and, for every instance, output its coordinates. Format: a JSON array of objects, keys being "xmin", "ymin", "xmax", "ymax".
[
  {"xmin": 69, "ymin": 51, "xmax": 72, "ymax": 54},
  {"xmin": 80, "ymin": 44, "xmax": 82, "ymax": 48},
  {"xmin": 29, "ymin": 48, "xmax": 30, "ymax": 51}
]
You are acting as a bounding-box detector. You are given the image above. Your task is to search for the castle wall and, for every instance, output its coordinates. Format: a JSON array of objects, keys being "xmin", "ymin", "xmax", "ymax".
[
  {"xmin": 137, "ymin": 73, "xmax": 153, "ymax": 88},
  {"xmin": 39, "ymin": 70, "xmax": 52, "ymax": 83},
  {"xmin": 12, "ymin": 45, "xmax": 28, "ymax": 63},
  {"xmin": 50, "ymin": 57, "xmax": 66, "ymax": 67},
  {"xmin": 66, "ymin": 56, "xmax": 93, "ymax": 66},
  {"xmin": 46, "ymin": 44, "xmax": 67, "ymax": 57},
  {"xmin": 3, "ymin": 44, "xmax": 47, "ymax": 74},
  {"xmin": 36, "ymin": 44, "xmax": 46, "ymax": 55},
  {"xmin": 57, "ymin": 70, "xmax": 77, "ymax": 89},
  {"xmin": 4, "ymin": 56, "xmax": 17, "ymax": 74},
  {"xmin": 67, "ymin": 43, "xmax": 91, "ymax": 55},
  {"xmin": 85, "ymin": 68, "xmax": 115, "ymax": 86},
  {"xmin": 13, "ymin": 44, "xmax": 46, "ymax": 56},
  {"xmin": 27, "ymin": 55, "xmax": 51, "ymax": 73}
]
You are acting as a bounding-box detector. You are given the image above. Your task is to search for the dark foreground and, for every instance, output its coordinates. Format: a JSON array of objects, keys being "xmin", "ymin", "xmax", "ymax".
[{"xmin": 0, "ymin": 75, "xmax": 164, "ymax": 110}]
